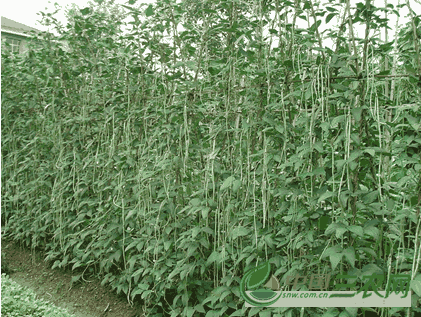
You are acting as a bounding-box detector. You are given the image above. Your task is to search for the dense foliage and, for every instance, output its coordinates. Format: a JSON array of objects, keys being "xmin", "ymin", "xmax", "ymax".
[
  {"xmin": 2, "ymin": 0, "xmax": 420, "ymax": 316},
  {"xmin": 1, "ymin": 273, "xmax": 75, "ymax": 317}
]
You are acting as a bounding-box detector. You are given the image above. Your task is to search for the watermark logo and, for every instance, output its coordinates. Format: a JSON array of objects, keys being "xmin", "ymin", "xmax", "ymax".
[
  {"xmin": 239, "ymin": 261, "xmax": 282, "ymax": 307},
  {"xmin": 240, "ymin": 261, "xmax": 412, "ymax": 307}
]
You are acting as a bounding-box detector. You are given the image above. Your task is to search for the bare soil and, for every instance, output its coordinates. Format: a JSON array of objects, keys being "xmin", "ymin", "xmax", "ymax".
[{"xmin": 1, "ymin": 237, "xmax": 145, "ymax": 317}]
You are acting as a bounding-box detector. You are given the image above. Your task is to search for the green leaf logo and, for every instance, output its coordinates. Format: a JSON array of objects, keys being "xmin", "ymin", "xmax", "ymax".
[
  {"xmin": 250, "ymin": 289, "xmax": 278, "ymax": 300},
  {"xmin": 239, "ymin": 261, "xmax": 282, "ymax": 307}
]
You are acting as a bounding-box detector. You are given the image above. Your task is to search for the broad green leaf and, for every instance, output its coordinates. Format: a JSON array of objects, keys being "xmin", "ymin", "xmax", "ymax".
[
  {"xmin": 323, "ymin": 245, "xmax": 343, "ymax": 258},
  {"xmin": 330, "ymin": 253, "xmax": 343, "ymax": 271},
  {"xmin": 233, "ymin": 179, "xmax": 242, "ymax": 193},
  {"xmin": 71, "ymin": 274, "xmax": 82, "ymax": 283},
  {"xmin": 249, "ymin": 307, "xmax": 261, "ymax": 316},
  {"xmin": 411, "ymin": 274, "xmax": 421, "ymax": 297},
  {"xmin": 361, "ymin": 264, "xmax": 384, "ymax": 277},
  {"xmin": 364, "ymin": 148, "xmax": 375, "ymax": 157},
  {"xmin": 80, "ymin": 7, "xmax": 91, "ymax": 15},
  {"xmin": 330, "ymin": 115, "xmax": 346, "ymax": 128},
  {"xmin": 205, "ymin": 309, "xmax": 219, "ymax": 317},
  {"xmin": 232, "ymin": 226, "xmax": 250, "ymax": 239},
  {"xmin": 206, "ymin": 250, "xmax": 220, "ymax": 266},
  {"xmin": 130, "ymin": 287, "xmax": 142, "ymax": 300},
  {"xmin": 201, "ymin": 207, "xmax": 210, "ymax": 220},
  {"xmin": 145, "ymin": 4, "xmax": 154, "ymax": 16},
  {"xmin": 184, "ymin": 307, "xmax": 195, "ymax": 317},
  {"xmin": 190, "ymin": 198, "xmax": 201, "ymax": 206},
  {"xmin": 220, "ymin": 175, "xmax": 235, "ymax": 191},
  {"xmin": 363, "ymin": 191, "xmax": 378, "ymax": 204},
  {"xmin": 349, "ymin": 150, "xmax": 362, "ymax": 162},
  {"xmin": 342, "ymin": 247, "xmax": 356, "ymax": 268},
  {"xmin": 386, "ymin": 199, "xmax": 395, "ymax": 211},
  {"xmin": 364, "ymin": 226, "xmax": 379, "ymax": 240},
  {"xmin": 318, "ymin": 190, "xmax": 334, "ymax": 203},
  {"xmin": 359, "ymin": 247, "xmax": 377, "ymax": 258},
  {"xmin": 406, "ymin": 114, "xmax": 420, "ymax": 130},
  {"xmin": 259, "ymin": 310, "xmax": 273, "ymax": 317},
  {"xmin": 231, "ymin": 308, "xmax": 247, "ymax": 316},
  {"xmin": 125, "ymin": 208, "xmax": 136, "ymax": 221},
  {"xmin": 351, "ymin": 107, "xmax": 363, "ymax": 122},
  {"xmin": 195, "ymin": 304, "xmax": 206, "ymax": 313},
  {"xmin": 348, "ymin": 225, "xmax": 364, "ymax": 237},
  {"xmin": 335, "ymin": 226, "xmax": 348, "ymax": 239},
  {"xmin": 72, "ymin": 261, "xmax": 82, "ymax": 270},
  {"xmin": 313, "ymin": 141, "xmax": 324, "ymax": 153},
  {"xmin": 345, "ymin": 307, "xmax": 358, "ymax": 317},
  {"xmin": 326, "ymin": 13, "xmax": 337, "ymax": 23}
]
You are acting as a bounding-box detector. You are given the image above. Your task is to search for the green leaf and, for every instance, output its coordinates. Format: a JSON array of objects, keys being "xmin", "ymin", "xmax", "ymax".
[
  {"xmin": 318, "ymin": 190, "xmax": 334, "ymax": 203},
  {"xmin": 164, "ymin": 241, "xmax": 172, "ymax": 251},
  {"xmin": 364, "ymin": 226, "xmax": 380, "ymax": 240},
  {"xmin": 363, "ymin": 191, "xmax": 378, "ymax": 204},
  {"xmin": 349, "ymin": 150, "xmax": 362, "ymax": 162},
  {"xmin": 364, "ymin": 149, "xmax": 375, "ymax": 157},
  {"xmin": 250, "ymin": 289, "xmax": 277, "ymax": 300},
  {"xmin": 351, "ymin": 108, "xmax": 363, "ymax": 122},
  {"xmin": 71, "ymin": 274, "xmax": 81, "ymax": 283},
  {"xmin": 377, "ymin": 70, "xmax": 391, "ymax": 76},
  {"xmin": 249, "ymin": 307, "xmax": 261, "ymax": 316},
  {"xmin": 232, "ymin": 179, "xmax": 242, "ymax": 193},
  {"xmin": 206, "ymin": 250, "xmax": 220, "ymax": 266},
  {"xmin": 190, "ymin": 198, "xmax": 201, "ymax": 206},
  {"xmin": 125, "ymin": 208, "xmax": 137, "ymax": 221},
  {"xmin": 145, "ymin": 4, "xmax": 154, "ymax": 17},
  {"xmin": 330, "ymin": 253, "xmax": 343, "ymax": 271},
  {"xmin": 313, "ymin": 141, "xmax": 324, "ymax": 153},
  {"xmin": 232, "ymin": 226, "xmax": 250, "ymax": 239},
  {"xmin": 359, "ymin": 247, "xmax": 377, "ymax": 258},
  {"xmin": 259, "ymin": 310, "xmax": 273, "ymax": 317},
  {"xmin": 348, "ymin": 225, "xmax": 364, "ymax": 237},
  {"xmin": 195, "ymin": 304, "xmax": 206, "ymax": 313},
  {"xmin": 326, "ymin": 222, "xmax": 348, "ymax": 238},
  {"xmin": 342, "ymin": 247, "xmax": 356, "ymax": 268},
  {"xmin": 201, "ymin": 207, "xmax": 210, "ymax": 220},
  {"xmin": 80, "ymin": 7, "xmax": 91, "ymax": 15},
  {"xmin": 72, "ymin": 261, "xmax": 82, "ymax": 271},
  {"xmin": 406, "ymin": 114, "xmax": 420, "ymax": 130},
  {"xmin": 386, "ymin": 199, "xmax": 395, "ymax": 211},
  {"xmin": 331, "ymin": 83, "xmax": 348, "ymax": 91},
  {"xmin": 205, "ymin": 309, "xmax": 220, "ymax": 317},
  {"xmin": 220, "ymin": 175, "xmax": 235, "ymax": 191},
  {"xmin": 336, "ymin": 226, "xmax": 348, "ymax": 239},
  {"xmin": 411, "ymin": 274, "xmax": 421, "ymax": 297},
  {"xmin": 322, "ymin": 245, "xmax": 343, "ymax": 258},
  {"xmin": 184, "ymin": 307, "xmax": 195, "ymax": 317},
  {"xmin": 345, "ymin": 307, "xmax": 358, "ymax": 317},
  {"xmin": 313, "ymin": 167, "xmax": 325, "ymax": 176},
  {"xmin": 361, "ymin": 264, "xmax": 384, "ymax": 277},
  {"xmin": 330, "ymin": 115, "xmax": 346, "ymax": 128},
  {"xmin": 231, "ymin": 308, "xmax": 247, "ymax": 316},
  {"xmin": 130, "ymin": 287, "xmax": 142, "ymax": 299},
  {"xmin": 326, "ymin": 13, "xmax": 337, "ymax": 23}
]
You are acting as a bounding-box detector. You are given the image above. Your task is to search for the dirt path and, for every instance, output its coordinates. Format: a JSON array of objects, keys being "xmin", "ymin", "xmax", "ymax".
[{"xmin": 1, "ymin": 237, "xmax": 144, "ymax": 317}]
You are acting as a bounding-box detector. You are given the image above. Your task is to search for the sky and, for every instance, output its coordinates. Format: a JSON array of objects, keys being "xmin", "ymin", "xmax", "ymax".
[
  {"xmin": 1, "ymin": 0, "xmax": 420, "ymax": 47},
  {"xmin": 1, "ymin": 0, "xmax": 152, "ymax": 32}
]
